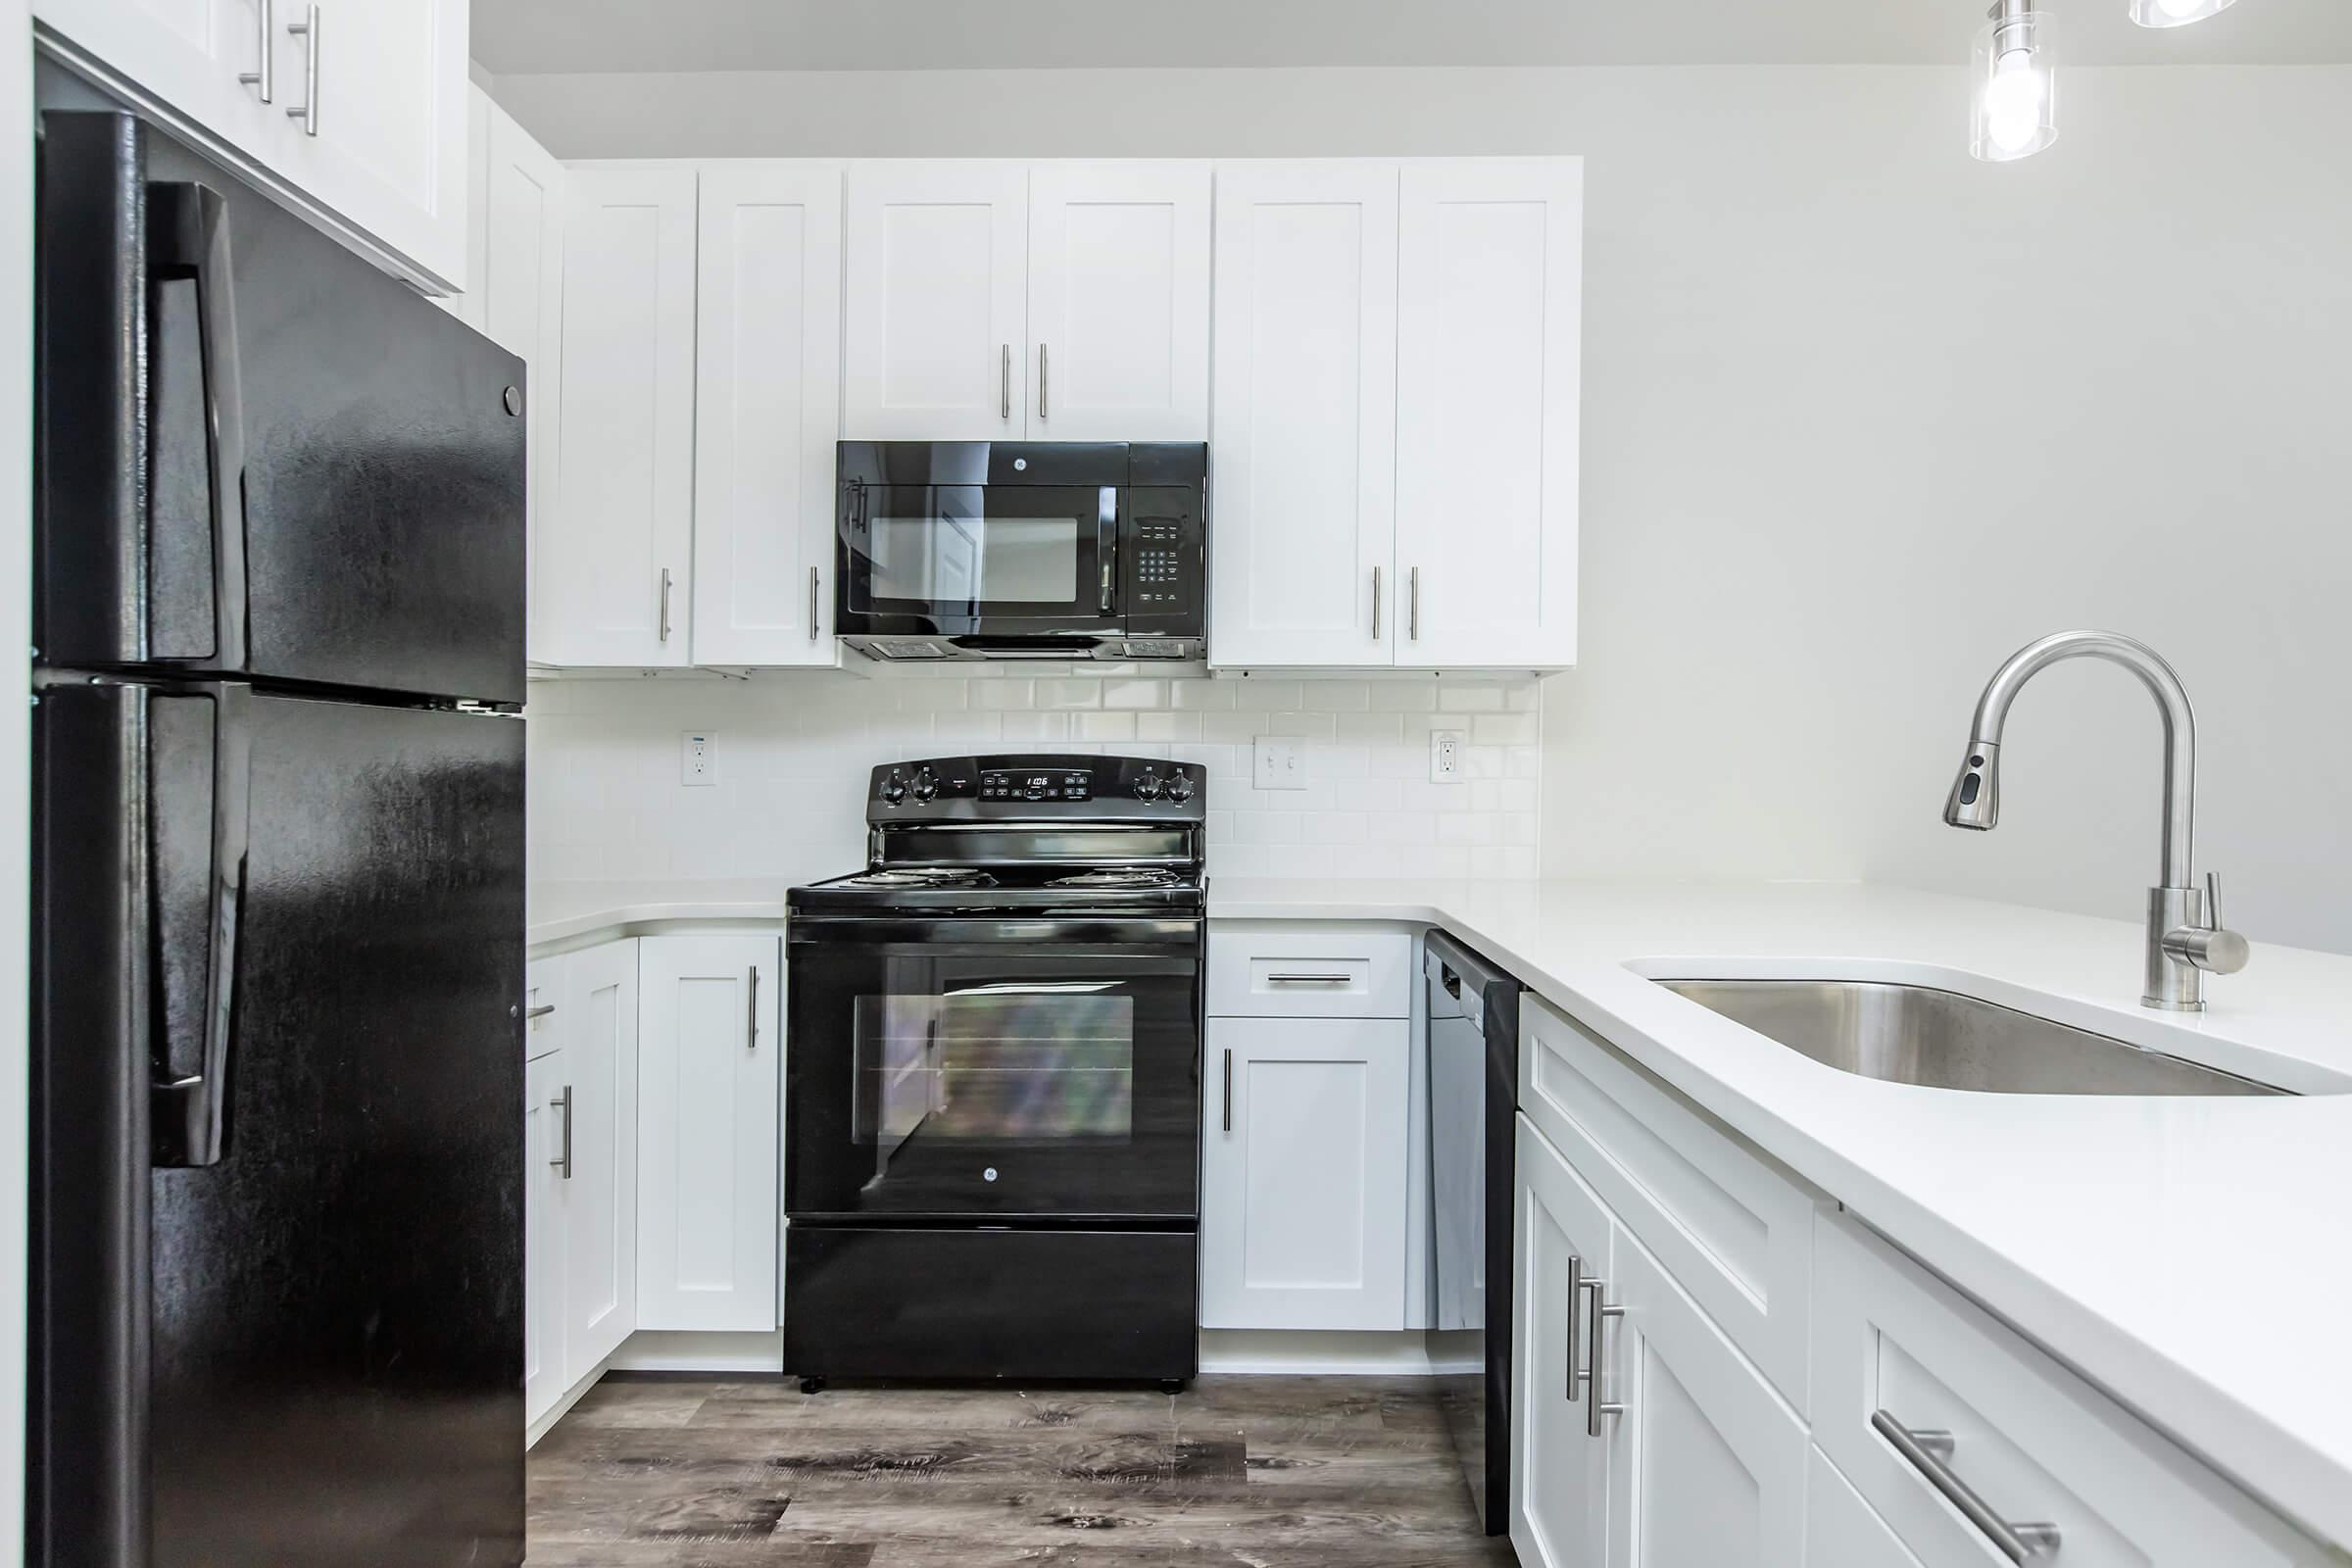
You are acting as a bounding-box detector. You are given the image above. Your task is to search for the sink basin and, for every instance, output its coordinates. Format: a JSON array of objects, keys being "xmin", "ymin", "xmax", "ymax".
[{"xmin": 1655, "ymin": 979, "xmax": 2282, "ymax": 1097}]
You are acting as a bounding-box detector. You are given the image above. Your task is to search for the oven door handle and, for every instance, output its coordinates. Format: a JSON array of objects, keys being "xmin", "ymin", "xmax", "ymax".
[{"xmin": 786, "ymin": 915, "xmax": 1202, "ymax": 949}]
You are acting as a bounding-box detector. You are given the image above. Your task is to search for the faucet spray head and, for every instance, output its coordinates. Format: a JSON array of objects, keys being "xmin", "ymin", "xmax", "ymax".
[{"xmin": 1944, "ymin": 742, "xmax": 2000, "ymax": 830}]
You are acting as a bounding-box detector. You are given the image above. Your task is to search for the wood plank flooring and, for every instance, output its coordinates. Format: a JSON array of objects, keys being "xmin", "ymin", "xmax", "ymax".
[{"xmin": 529, "ymin": 1375, "xmax": 1517, "ymax": 1566}]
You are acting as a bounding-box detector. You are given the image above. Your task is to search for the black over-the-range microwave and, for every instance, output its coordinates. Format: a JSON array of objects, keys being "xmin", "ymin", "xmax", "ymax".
[{"xmin": 834, "ymin": 441, "xmax": 1208, "ymax": 662}]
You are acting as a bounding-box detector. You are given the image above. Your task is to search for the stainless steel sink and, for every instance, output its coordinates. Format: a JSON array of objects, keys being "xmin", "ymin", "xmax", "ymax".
[{"xmin": 1655, "ymin": 979, "xmax": 2282, "ymax": 1097}]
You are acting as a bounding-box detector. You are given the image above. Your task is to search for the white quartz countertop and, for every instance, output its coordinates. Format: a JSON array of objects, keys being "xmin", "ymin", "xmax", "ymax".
[{"xmin": 528, "ymin": 872, "xmax": 2352, "ymax": 1544}]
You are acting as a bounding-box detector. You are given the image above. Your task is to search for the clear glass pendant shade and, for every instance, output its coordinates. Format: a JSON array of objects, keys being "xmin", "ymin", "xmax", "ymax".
[
  {"xmin": 2128, "ymin": 0, "xmax": 2238, "ymax": 27},
  {"xmin": 1971, "ymin": 6, "xmax": 2057, "ymax": 163}
]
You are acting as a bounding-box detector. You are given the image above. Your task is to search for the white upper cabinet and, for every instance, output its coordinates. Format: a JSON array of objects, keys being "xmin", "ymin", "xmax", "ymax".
[
  {"xmin": 36, "ymin": 0, "xmax": 470, "ymax": 289},
  {"xmin": 475, "ymin": 102, "xmax": 566, "ymax": 664},
  {"xmin": 636, "ymin": 934, "xmax": 781, "ymax": 1333},
  {"xmin": 1208, "ymin": 163, "xmax": 1400, "ymax": 668},
  {"xmin": 843, "ymin": 161, "xmax": 1029, "ymax": 440},
  {"xmin": 1026, "ymin": 162, "xmax": 1210, "ymax": 442},
  {"xmin": 1395, "ymin": 159, "xmax": 1583, "ymax": 668},
  {"xmin": 691, "ymin": 162, "xmax": 844, "ymax": 666},
  {"xmin": 544, "ymin": 164, "xmax": 698, "ymax": 667}
]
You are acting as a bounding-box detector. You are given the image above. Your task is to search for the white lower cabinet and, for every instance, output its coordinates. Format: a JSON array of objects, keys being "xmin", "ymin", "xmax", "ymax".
[
  {"xmin": 543, "ymin": 938, "xmax": 639, "ymax": 1390},
  {"xmin": 1510, "ymin": 1115, "xmax": 1612, "ymax": 1568},
  {"xmin": 1200, "ymin": 1014, "xmax": 1410, "ymax": 1330},
  {"xmin": 636, "ymin": 934, "xmax": 782, "ymax": 1332},
  {"xmin": 1604, "ymin": 1225, "xmax": 1808, "ymax": 1568}
]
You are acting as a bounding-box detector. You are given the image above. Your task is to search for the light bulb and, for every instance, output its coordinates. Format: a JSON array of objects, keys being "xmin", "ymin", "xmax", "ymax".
[
  {"xmin": 2128, "ymin": 0, "xmax": 2237, "ymax": 27},
  {"xmin": 1985, "ymin": 49, "xmax": 2045, "ymax": 153}
]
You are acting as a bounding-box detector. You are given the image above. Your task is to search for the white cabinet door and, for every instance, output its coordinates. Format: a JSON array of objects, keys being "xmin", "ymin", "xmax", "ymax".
[
  {"xmin": 637, "ymin": 934, "xmax": 781, "ymax": 1332},
  {"xmin": 1511, "ymin": 1115, "xmax": 1615, "ymax": 1568},
  {"xmin": 691, "ymin": 162, "xmax": 843, "ymax": 666},
  {"xmin": 1200, "ymin": 1014, "xmax": 1409, "ymax": 1330},
  {"xmin": 1208, "ymin": 163, "xmax": 1399, "ymax": 668},
  {"xmin": 557, "ymin": 939, "xmax": 639, "ymax": 1381},
  {"xmin": 1604, "ymin": 1230, "xmax": 1808, "ymax": 1568},
  {"xmin": 258, "ymin": 0, "xmax": 469, "ymax": 289},
  {"xmin": 1806, "ymin": 1448, "xmax": 1924, "ymax": 1568},
  {"xmin": 1025, "ymin": 162, "xmax": 1209, "ymax": 441},
  {"xmin": 433, "ymin": 85, "xmax": 490, "ymax": 332},
  {"xmin": 842, "ymin": 161, "xmax": 1027, "ymax": 439},
  {"xmin": 544, "ymin": 165, "xmax": 697, "ymax": 666},
  {"xmin": 1395, "ymin": 159, "xmax": 1582, "ymax": 669},
  {"xmin": 476, "ymin": 103, "xmax": 566, "ymax": 663},
  {"xmin": 522, "ymin": 1046, "xmax": 565, "ymax": 1428}
]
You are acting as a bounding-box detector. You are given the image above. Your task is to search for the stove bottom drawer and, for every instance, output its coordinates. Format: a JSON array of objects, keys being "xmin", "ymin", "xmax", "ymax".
[{"xmin": 784, "ymin": 1225, "xmax": 1199, "ymax": 1383}]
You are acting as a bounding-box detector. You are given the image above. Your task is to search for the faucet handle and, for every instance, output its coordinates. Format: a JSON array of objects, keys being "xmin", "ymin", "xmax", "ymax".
[{"xmin": 2165, "ymin": 871, "xmax": 2248, "ymax": 976}]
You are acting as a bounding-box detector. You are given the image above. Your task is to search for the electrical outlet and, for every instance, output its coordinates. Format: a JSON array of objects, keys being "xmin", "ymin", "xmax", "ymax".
[
  {"xmin": 1253, "ymin": 736, "xmax": 1307, "ymax": 791},
  {"xmin": 681, "ymin": 731, "xmax": 716, "ymax": 787},
  {"xmin": 1431, "ymin": 729, "xmax": 1465, "ymax": 783}
]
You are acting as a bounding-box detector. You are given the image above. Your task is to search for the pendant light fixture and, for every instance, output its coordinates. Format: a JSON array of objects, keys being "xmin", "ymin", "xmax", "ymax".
[
  {"xmin": 2129, "ymin": 0, "xmax": 2239, "ymax": 27},
  {"xmin": 1971, "ymin": 0, "xmax": 2057, "ymax": 162}
]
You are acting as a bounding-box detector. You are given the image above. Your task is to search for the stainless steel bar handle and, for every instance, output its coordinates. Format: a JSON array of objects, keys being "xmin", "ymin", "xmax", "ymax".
[
  {"xmin": 551, "ymin": 1086, "xmax": 573, "ymax": 1179},
  {"xmin": 1409, "ymin": 566, "xmax": 1421, "ymax": 641},
  {"xmin": 1583, "ymin": 1276, "xmax": 1624, "ymax": 1438},
  {"xmin": 237, "ymin": 0, "xmax": 274, "ymax": 101},
  {"xmin": 1039, "ymin": 343, "xmax": 1049, "ymax": 419},
  {"xmin": 1267, "ymin": 972, "xmax": 1351, "ymax": 984},
  {"xmin": 746, "ymin": 966, "xmax": 760, "ymax": 1049},
  {"xmin": 523, "ymin": 1004, "xmax": 556, "ymax": 1020},
  {"xmin": 808, "ymin": 566, "xmax": 820, "ymax": 641},
  {"xmin": 1221, "ymin": 1048, "xmax": 1234, "ymax": 1132},
  {"xmin": 1371, "ymin": 566, "xmax": 1382, "ymax": 640},
  {"xmin": 1000, "ymin": 344, "xmax": 1011, "ymax": 420},
  {"xmin": 1871, "ymin": 1410, "xmax": 2061, "ymax": 1562},
  {"xmin": 284, "ymin": 4, "xmax": 319, "ymax": 136},
  {"xmin": 658, "ymin": 567, "xmax": 672, "ymax": 643},
  {"xmin": 1564, "ymin": 1253, "xmax": 1584, "ymax": 1402}
]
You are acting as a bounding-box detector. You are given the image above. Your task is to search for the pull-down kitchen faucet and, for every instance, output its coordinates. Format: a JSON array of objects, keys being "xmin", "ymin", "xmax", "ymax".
[{"xmin": 1943, "ymin": 629, "xmax": 2247, "ymax": 1011}]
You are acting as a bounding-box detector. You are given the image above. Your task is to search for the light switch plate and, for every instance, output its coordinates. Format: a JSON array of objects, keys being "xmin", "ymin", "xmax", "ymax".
[
  {"xmin": 1253, "ymin": 736, "xmax": 1307, "ymax": 791},
  {"xmin": 681, "ymin": 731, "xmax": 716, "ymax": 786}
]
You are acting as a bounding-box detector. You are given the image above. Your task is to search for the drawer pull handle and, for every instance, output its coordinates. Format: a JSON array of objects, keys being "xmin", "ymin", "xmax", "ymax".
[
  {"xmin": 1872, "ymin": 1410, "xmax": 2061, "ymax": 1562},
  {"xmin": 523, "ymin": 1004, "xmax": 556, "ymax": 1020},
  {"xmin": 1221, "ymin": 1047, "xmax": 1233, "ymax": 1133},
  {"xmin": 1581, "ymin": 1275, "xmax": 1624, "ymax": 1438},
  {"xmin": 1265, "ymin": 972, "xmax": 1352, "ymax": 984},
  {"xmin": 1564, "ymin": 1253, "xmax": 1583, "ymax": 1402}
]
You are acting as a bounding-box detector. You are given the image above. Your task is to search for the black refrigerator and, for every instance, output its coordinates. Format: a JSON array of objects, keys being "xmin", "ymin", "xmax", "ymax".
[{"xmin": 30, "ymin": 90, "xmax": 529, "ymax": 1568}]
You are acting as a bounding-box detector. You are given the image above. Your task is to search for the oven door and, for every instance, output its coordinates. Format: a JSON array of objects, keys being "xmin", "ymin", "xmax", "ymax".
[
  {"xmin": 786, "ymin": 916, "xmax": 1200, "ymax": 1223},
  {"xmin": 839, "ymin": 482, "xmax": 1118, "ymax": 640}
]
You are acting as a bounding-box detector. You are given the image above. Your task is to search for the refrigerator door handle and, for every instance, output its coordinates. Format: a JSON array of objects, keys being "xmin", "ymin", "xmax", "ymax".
[
  {"xmin": 147, "ymin": 179, "xmax": 252, "ymax": 671},
  {"xmin": 152, "ymin": 682, "xmax": 253, "ymax": 1167}
]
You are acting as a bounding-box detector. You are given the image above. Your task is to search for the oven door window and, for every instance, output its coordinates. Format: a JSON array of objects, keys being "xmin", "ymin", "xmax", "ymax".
[
  {"xmin": 845, "ymin": 485, "xmax": 1114, "ymax": 622},
  {"xmin": 789, "ymin": 945, "xmax": 1198, "ymax": 1221}
]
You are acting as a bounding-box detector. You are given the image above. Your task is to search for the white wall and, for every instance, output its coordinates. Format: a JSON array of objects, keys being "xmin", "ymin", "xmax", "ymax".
[
  {"xmin": 527, "ymin": 670, "xmax": 1542, "ymax": 886},
  {"xmin": 496, "ymin": 64, "xmax": 2352, "ymax": 953}
]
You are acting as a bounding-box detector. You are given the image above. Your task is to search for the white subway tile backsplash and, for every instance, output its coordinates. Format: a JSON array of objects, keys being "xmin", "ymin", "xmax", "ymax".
[{"xmin": 526, "ymin": 673, "xmax": 1542, "ymax": 885}]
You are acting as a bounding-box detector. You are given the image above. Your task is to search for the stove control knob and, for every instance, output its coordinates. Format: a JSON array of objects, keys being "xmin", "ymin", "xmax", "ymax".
[
  {"xmin": 1133, "ymin": 773, "xmax": 1163, "ymax": 802},
  {"xmin": 912, "ymin": 767, "xmax": 938, "ymax": 803},
  {"xmin": 881, "ymin": 771, "xmax": 907, "ymax": 806},
  {"xmin": 1164, "ymin": 773, "xmax": 1196, "ymax": 805}
]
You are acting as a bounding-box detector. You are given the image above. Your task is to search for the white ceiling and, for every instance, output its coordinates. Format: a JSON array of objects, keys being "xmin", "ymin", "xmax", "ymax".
[{"xmin": 473, "ymin": 0, "xmax": 2352, "ymax": 75}]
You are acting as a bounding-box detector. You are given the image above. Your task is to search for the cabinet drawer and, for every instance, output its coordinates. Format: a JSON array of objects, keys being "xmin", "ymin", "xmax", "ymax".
[
  {"xmin": 1518, "ymin": 994, "xmax": 1818, "ymax": 1410},
  {"xmin": 1206, "ymin": 923, "xmax": 1413, "ymax": 1018},
  {"xmin": 1813, "ymin": 1210, "xmax": 2323, "ymax": 1568},
  {"xmin": 524, "ymin": 956, "xmax": 564, "ymax": 1061}
]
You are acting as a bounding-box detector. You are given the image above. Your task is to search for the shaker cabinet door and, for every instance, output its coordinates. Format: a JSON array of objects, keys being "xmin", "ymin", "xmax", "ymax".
[
  {"xmin": 1207, "ymin": 163, "xmax": 1399, "ymax": 668},
  {"xmin": 1026, "ymin": 161, "xmax": 1210, "ymax": 442},
  {"xmin": 843, "ymin": 161, "xmax": 1028, "ymax": 440},
  {"xmin": 1394, "ymin": 158, "xmax": 1583, "ymax": 669},
  {"xmin": 522, "ymin": 1046, "xmax": 567, "ymax": 1429},
  {"xmin": 692, "ymin": 162, "xmax": 844, "ymax": 666},
  {"xmin": 637, "ymin": 934, "xmax": 783, "ymax": 1333},
  {"xmin": 544, "ymin": 165, "xmax": 698, "ymax": 666},
  {"xmin": 1510, "ymin": 1116, "xmax": 1614, "ymax": 1568},
  {"xmin": 1200, "ymin": 1015, "xmax": 1410, "ymax": 1331},
  {"xmin": 556, "ymin": 938, "xmax": 640, "ymax": 1382}
]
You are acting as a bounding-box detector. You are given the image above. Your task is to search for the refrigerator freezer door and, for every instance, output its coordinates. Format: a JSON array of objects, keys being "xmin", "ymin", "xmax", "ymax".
[
  {"xmin": 33, "ymin": 682, "xmax": 526, "ymax": 1567},
  {"xmin": 36, "ymin": 111, "xmax": 526, "ymax": 705}
]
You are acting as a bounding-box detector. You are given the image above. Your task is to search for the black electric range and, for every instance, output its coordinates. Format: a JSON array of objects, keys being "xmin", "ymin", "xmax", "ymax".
[{"xmin": 782, "ymin": 755, "xmax": 1207, "ymax": 1391}]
